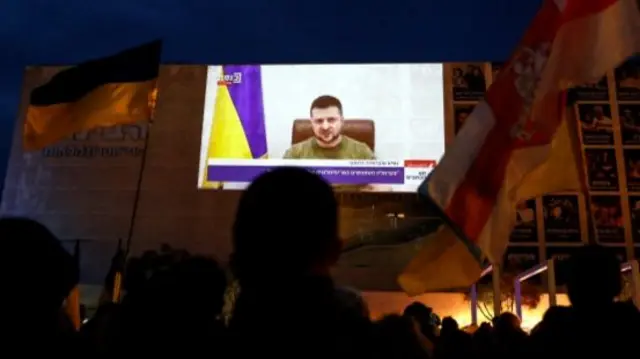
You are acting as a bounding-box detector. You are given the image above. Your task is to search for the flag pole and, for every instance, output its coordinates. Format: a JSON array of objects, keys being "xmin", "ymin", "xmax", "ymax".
[
  {"xmin": 565, "ymin": 90, "xmax": 598, "ymax": 245},
  {"xmin": 113, "ymin": 86, "xmax": 159, "ymax": 303},
  {"xmin": 114, "ymin": 113, "xmax": 153, "ymax": 303},
  {"xmin": 125, "ymin": 126, "xmax": 151, "ymax": 254},
  {"xmin": 64, "ymin": 239, "xmax": 82, "ymax": 330},
  {"xmin": 123, "ymin": 86, "xmax": 158, "ymax": 274}
]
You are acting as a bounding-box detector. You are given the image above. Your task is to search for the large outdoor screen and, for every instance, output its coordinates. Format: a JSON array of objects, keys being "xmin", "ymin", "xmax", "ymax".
[{"xmin": 197, "ymin": 64, "xmax": 445, "ymax": 192}]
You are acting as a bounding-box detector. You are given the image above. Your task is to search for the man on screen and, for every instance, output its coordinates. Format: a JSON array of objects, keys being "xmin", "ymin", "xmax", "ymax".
[
  {"xmin": 283, "ymin": 95, "xmax": 389, "ymax": 191},
  {"xmin": 283, "ymin": 95, "xmax": 375, "ymax": 160}
]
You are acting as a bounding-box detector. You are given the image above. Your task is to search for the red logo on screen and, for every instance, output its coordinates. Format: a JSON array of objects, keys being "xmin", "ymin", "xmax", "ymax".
[{"xmin": 404, "ymin": 159, "xmax": 437, "ymax": 168}]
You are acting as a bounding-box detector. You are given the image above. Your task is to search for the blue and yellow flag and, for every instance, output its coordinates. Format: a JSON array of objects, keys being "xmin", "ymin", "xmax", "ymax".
[
  {"xmin": 24, "ymin": 40, "xmax": 161, "ymax": 151},
  {"xmin": 202, "ymin": 65, "xmax": 268, "ymax": 188}
]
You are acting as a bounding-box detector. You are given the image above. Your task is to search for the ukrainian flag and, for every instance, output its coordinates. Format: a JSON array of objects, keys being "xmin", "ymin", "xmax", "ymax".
[
  {"xmin": 23, "ymin": 40, "xmax": 161, "ymax": 151},
  {"xmin": 202, "ymin": 65, "xmax": 268, "ymax": 189}
]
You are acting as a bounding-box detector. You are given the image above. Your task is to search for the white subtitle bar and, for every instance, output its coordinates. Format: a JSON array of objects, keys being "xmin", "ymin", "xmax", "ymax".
[{"xmin": 207, "ymin": 159, "xmax": 402, "ymax": 167}]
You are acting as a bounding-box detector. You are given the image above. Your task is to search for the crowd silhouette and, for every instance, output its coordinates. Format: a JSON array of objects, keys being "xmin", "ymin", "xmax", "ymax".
[{"xmin": 1, "ymin": 167, "xmax": 639, "ymax": 358}]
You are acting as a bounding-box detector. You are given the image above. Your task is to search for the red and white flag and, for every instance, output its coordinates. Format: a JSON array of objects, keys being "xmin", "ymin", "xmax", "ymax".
[{"xmin": 399, "ymin": 0, "xmax": 640, "ymax": 294}]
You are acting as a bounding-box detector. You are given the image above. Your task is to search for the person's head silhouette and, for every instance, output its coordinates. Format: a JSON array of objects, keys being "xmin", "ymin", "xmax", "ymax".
[
  {"xmin": 441, "ymin": 316, "xmax": 459, "ymax": 335},
  {"xmin": 492, "ymin": 312, "xmax": 521, "ymax": 333},
  {"xmin": 566, "ymin": 245, "xmax": 621, "ymax": 309},
  {"xmin": 0, "ymin": 217, "xmax": 78, "ymax": 318},
  {"xmin": 231, "ymin": 167, "xmax": 340, "ymax": 287},
  {"xmin": 403, "ymin": 301, "xmax": 437, "ymax": 339}
]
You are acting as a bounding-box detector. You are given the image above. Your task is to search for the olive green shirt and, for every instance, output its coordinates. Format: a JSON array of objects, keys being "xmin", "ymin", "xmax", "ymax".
[
  {"xmin": 283, "ymin": 135, "xmax": 375, "ymax": 160},
  {"xmin": 283, "ymin": 136, "xmax": 375, "ymax": 191}
]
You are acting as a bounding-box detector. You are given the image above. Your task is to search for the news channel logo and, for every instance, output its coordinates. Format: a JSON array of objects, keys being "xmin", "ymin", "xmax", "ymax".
[{"xmin": 217, "ymin": 72, "xmax": 243, "ymax": 86}]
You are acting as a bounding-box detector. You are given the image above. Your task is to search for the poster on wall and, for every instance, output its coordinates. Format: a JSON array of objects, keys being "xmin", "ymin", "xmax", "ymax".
[
  {"xmin": 503, "ymin": 246, "xmax": 540, "ymax": 283},
  {"xmin": 573, "ymin": 77, "xmax": 610, "ymax": 101},
  {"xmin": 585, "ymin": 149, "xmax": 619, "ymax": 191},
  {"xmin": 577, "ymin": 104, "xmax": 614, "ymax": 145},
  {"xmin": 590, "ymin": 195, "xmax": 625, "ymax": 244},
  {"xmin": 451, "ymin": 63, "xmax": 486, "ymax": 101},
  {"xmin": 615, "ymin": 59, "xmax": 640, "ymax": 101},
  {"xmin": 510, "ymin": 199, "xmax": 538, "ymax": 243},
  {"xmin": 624, "ymin": 149, "xmax": 640, "ymax": 192},
  {"xmin": 453, "ymin": 104, "xmax": 475, "ymax": 135},
  {"xmin": 628, "ymin": 196, "xmax": 640, "ymax": 243},
  {"xmin": 620, "ymin": 104, "xmax": 640, "ymax": 145},
  {"xmin": 545, "ymin": 246, "xmax": 580, "ymax": 262},
  {"xmin": 542, "ymin": 195, "xmax": 582, "ymax": 243}
]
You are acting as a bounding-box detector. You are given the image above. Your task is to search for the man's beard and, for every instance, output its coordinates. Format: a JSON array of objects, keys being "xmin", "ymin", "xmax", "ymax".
[{"xmin": 315, "ymin": 133, "xmax": 341, "ymax": 146}]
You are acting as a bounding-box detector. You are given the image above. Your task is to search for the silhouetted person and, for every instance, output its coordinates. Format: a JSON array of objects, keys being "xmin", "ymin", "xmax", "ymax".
[
  {"xmin": 0, "ymin": 217, "xmax": 81, "ymax": 355},
  {"xmin": 530, "ymin": 305, "xmax": 572, "ymax": 357},
  {"xmin": 403, "ymin": 302, "xmax": 438, "ymax": 342},
  {"xmin": 435, "ymin": 316, "xmax": 472, "ymax": 359},
  {"xmin": 472, "ymin": 323, "xmax": 495, "ymax": 357},
  {"xmin": 227, "ymin": 167, "xmax": 375, "ymax": 358},
  {"xmin": 534, "ymin": 245, "xmax": 640, "ymax": 356},
  {"xmin": 112, "ymin": 254, "xmax": 227, "ymax": 356},
  {"xmin": 230, "ymin": 167, "xmax": 341, "ymax": 285},
  {"xmin": 492, "ymin": 312, "xmax": 529, "ymax": 359},
  {"xmin": 373, "ymin": 314, "xmax": 431, "ymax": 359},
  {"xmin": 79, "ymin": 302, "xmax": 121, "ymax": 357},
  {"xmin": 402, "ymin": 302, "xmax": 438, "ymax": 357},
  {"xmin": 566, "ymin": 244, "xmax": 621, "ymax": 309},
  {"xmin": 567, "ymin": 245, "xmax": 639, "ymax": 353},
  {"xmin": 334, "ymin": 285, "xmax": 370, "ymax": 319},
  {"xmin": 440, "ymin": 316, "xmax": 458, "ymax": 337}
]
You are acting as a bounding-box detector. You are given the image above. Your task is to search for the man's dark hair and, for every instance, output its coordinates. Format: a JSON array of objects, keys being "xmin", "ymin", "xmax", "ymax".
[
  {"xmin": 403, "ymin": 301, "xmax": 432, "ymax": 320},
  {"xmin": 441, "ymin": 316, "xmax": 459, "ymax": 332},
  {"xmin": 403, "ymin": 301, "xmax": 437, "ymax": 338},
  {"xmin": 310, "ymin": 95, "xmax": 343, "ymax": 116},
  {"xmin": 232, "ymin": 167, "xmax": 339, "ymax": 285}
]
